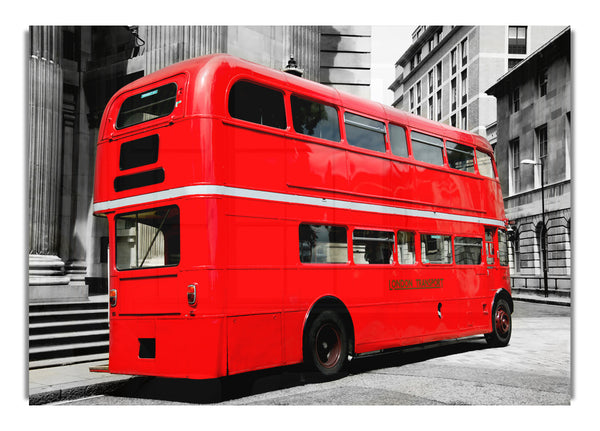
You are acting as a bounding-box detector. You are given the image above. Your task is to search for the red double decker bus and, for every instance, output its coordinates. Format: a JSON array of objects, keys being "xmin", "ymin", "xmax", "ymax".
[{"xmin": 93, "ymin": 54, "xmax": 512, "ymax": 379}]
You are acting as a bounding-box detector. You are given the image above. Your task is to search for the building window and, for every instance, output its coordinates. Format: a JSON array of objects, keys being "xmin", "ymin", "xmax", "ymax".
[
  {"xmin": 428, "ymin": 69, "xmax": 434, "ymax": 94},
  {"xmin": 409, "ymin": 88, "xmax": 414, "ymax": 110},
  {"xmin": 460, "ymin": 70, "xmax": 467, "ymax": 104},
  {"xmin": 416, "ymin": 81, "xmax": 422, "ymax": 104},
  {"xmin": 451, "ymin": 48, "xmax": 457, "ymax": 74},
  {"xmin": 537, "ymin": 124, "xmax": 548, "ymax": 160},
  {"xmin": 511, "ymin": 87, "xmax": 520, "ymax": 112},
  {"xmin": 299, "ymin": 224, "xmax": 348, "ymax": 264},
  {"xmin": 428, "ymin": 96, "xmax": 434, "ymax": 120},
  {"xmin": 460, "ymin": 107, "xmax": 467, "ymax": 130},
  {"xmin": 451, "ymin": 114, "xmax": 456, "ymax": 127},
  {"xmin": 508, "ymin": 58, "xmax": 522, "ymax": 69},
  {"xmin": 539, "ymin": 69, "xmax": 548, "ymax": 97},
  {"xmin": 535, "ymin": 222, "xmax": 547, "ymax": 276},
  {"xmin": 451, "ymin": 78, "xmax": 457, "ymax": 111},
  {"xmin": 436, "ymin": 62, "xmax": 442, "ymax": 87},
  {"xmin": 509, "ymin": 138, "xmax": 521, "ymax": 193},
  {"xmin": 436, "ymin": 90, "xmax": 442, "ymax": 121},
  {"xmin": 508, "ymin": 26, "xmax": 527, "ymax": 55},
  {"xmin": 352, "ymin": 229, "xmax": 394, "ymax": 265},
  {"xmin": 513, "ymin": 229, "xmax": 521, "ymax": 272},
  {"xmin": 460, "ymin": 38, "xmax": 468, "ymax": 66}
]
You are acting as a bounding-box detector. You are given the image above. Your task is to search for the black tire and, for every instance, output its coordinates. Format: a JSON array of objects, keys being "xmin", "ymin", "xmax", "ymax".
[
  {"xmin": 485, "ymin": 298, "xmax": 512, "ymax": 347},
  {"xmin": 304, "ymin": 310, "xmax": 349, "ymax": 376}
]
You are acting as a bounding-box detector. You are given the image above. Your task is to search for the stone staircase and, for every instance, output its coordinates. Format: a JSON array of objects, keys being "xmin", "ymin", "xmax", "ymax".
[{"xmin": 29, "ymin": 296, "xmax": 109, "ymax": 369}]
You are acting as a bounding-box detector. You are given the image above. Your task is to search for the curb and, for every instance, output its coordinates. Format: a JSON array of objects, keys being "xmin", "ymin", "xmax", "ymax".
[
  {"xmin": 513, "ymin": 295, "xmax": 570, "ymax": 307},
  {"xmin": 29, "ymin": 377, "xmax": 133, "ymax": 405}
]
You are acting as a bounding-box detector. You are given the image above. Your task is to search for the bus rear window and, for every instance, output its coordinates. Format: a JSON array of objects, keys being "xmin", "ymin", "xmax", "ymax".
[
  {"xmin": 115, "ymin": 206, "xmax": 180, "ymax": 270},
  {"xmin": 117, "ymin": 83, "xmax": 178, "ymax": 129}
]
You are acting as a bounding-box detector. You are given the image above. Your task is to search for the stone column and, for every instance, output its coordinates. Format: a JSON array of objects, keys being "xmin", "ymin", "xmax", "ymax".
[
  {"xmin": 142, "ymin": 25, "xmax": 227, "ymax": 74},
  {"xmin": 28, "ymin": 26, "xmax": 73, "ymax": 301}
]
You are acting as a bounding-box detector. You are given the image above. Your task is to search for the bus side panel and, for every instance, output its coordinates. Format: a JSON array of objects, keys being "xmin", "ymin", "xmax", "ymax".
[
  {"xmin": 346, "ymin": 150, "xmax": 390, "ymax": 199},
  {"xmin": 227, "ymin": 313, "xmax": 283, "ymax": 375},
  {"xmin": 223, "ymin": 123, "xmax": 286, "ymax": 192},
  {"xmin": 287, "ymin": 138, "xmax": 348, "ymax": 194}
]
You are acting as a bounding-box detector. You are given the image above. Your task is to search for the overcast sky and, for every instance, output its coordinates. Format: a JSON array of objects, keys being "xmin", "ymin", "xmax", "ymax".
[{"xmin": 370, "ymin": 26, "xmax": 414, "ymax": 105}]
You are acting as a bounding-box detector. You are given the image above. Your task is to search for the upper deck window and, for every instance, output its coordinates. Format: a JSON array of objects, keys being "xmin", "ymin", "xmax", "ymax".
[
  {"xmin": 344, "ymin": 112, "xmax": 386, "ymax": 153},
  {"xmin": 291, "ymin": 95, "xmax": 340, "ymax": 142},
  {"xmin": 389, "ymin": 124, "xmax": 408, "ymax": 158},
  {"xmin": 411, "ymin": 131, "xmax": 444, "ymax": 166},
  {"xmin": 477, "ymin": 150, "xmax": 496, "ymax": 178},
  {"xmin": 228, "ymin": 81, "xmax": 286, "ymax": 129},
  {"xmin": 117, "ymin": 83, "xmax": 178, "ymax": 129},
  {"xmin": 446, "ymin": 141, "xmax": 475, "ymax": 173}
]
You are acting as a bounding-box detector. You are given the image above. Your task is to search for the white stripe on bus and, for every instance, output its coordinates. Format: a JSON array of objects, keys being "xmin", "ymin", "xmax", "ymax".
[{"xmin": 93, "ymin": 185, "xmax": 505, "ymax": 227}]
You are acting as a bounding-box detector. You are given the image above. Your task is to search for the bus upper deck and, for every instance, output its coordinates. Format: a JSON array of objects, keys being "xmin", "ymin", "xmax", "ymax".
[{"xmin": 93, "ymin": 54, "xmax": 502, "ymax": 224}]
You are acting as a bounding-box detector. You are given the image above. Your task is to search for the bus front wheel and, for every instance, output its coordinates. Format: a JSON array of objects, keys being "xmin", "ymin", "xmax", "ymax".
[
  {"xmin": 304, "ymin": 310, "xmax": 349, "ymax": 376},
  {"xmin": 485, "ymin": 298, "xmax": 512, "ymax": 347}
]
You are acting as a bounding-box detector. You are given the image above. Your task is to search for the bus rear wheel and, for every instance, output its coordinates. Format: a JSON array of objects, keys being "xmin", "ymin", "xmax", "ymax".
[
  {"xmin": 304, "ymin": 310, "xmax": 349, "ymax": 377},
  {"xmin": 485, "ymin": 298, "xmax": 512, "ymax": 347}
]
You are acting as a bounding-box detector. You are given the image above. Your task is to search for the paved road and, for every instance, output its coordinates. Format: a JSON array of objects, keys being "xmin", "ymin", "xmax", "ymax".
[{"xmin": 56, "ymin": 301, "xmax": 571, "ymax": 406}]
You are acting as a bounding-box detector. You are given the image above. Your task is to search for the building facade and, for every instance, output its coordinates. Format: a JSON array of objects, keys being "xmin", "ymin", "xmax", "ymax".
[
  {"xmin": 486, "ymin": 28, "xmax": 571, "ymax": 298},
  {"xmin": 388, "ymin": 26, "xmax": 567, "ymax": 139}
]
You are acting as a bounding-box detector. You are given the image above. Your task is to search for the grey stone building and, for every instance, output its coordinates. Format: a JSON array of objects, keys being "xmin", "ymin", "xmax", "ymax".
[
  {"xmin": 388, "ymin": 25, "xmax": 567, "ymax": 139},
  {"xmin": 486, "ymin": 27, "xmax": 571, "ymax": 299}
]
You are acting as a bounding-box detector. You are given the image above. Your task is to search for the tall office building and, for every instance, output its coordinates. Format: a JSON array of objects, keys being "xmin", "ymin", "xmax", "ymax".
[{"xmin": 389, "ymin": 26, "xmax": 566, "ymax": 139}]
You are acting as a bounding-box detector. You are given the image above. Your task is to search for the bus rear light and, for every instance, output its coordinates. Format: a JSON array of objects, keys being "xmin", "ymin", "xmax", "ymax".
[
  {"xmin": 110, "ymin": 288, "xmax": 117, "ymax": 307},
  {"xmin": 187, "ymin": 284, "xmax": 197, "ymax": 306}
]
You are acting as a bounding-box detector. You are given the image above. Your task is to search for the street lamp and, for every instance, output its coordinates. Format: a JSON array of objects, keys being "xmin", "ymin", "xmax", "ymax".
[{"xmin": 520, "ymin": 158, "xmax": 548, "ymax": 297}]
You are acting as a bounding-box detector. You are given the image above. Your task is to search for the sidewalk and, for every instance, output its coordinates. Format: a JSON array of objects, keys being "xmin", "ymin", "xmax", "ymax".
[
  {"xmin": 28, "ymin": 295, "xmax": 569, "ymax": 405},
  {"xmin": 28, "ymin": 360, "xmax": 134, "ymax": 405}
]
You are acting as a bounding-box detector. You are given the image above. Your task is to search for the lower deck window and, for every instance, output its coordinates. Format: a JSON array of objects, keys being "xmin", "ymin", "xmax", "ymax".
[
  {"xmin": 397, "ymin": 231, "xmax": 416, "ymax": 264},
  {"xmin": 498, "ymin": 230, "xmax": 509, "ymax": 266},
  {"xmin": 299, "ymin": 224, "xmax": 347, "ymax": 264},
  {"xmin": 421, "ymin": 234, "xmax": 452, "ymax": 264},
  {"xmin": 455, "ymin": 237, "xmax": 483, "ymax": 265},
  {"xmin": 115, "ymin": 205, "xmax": 180, "ymax": 270},
  {"xmin": 353, "ymin": 229, "xmax": 393, "ymax": 264}
]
